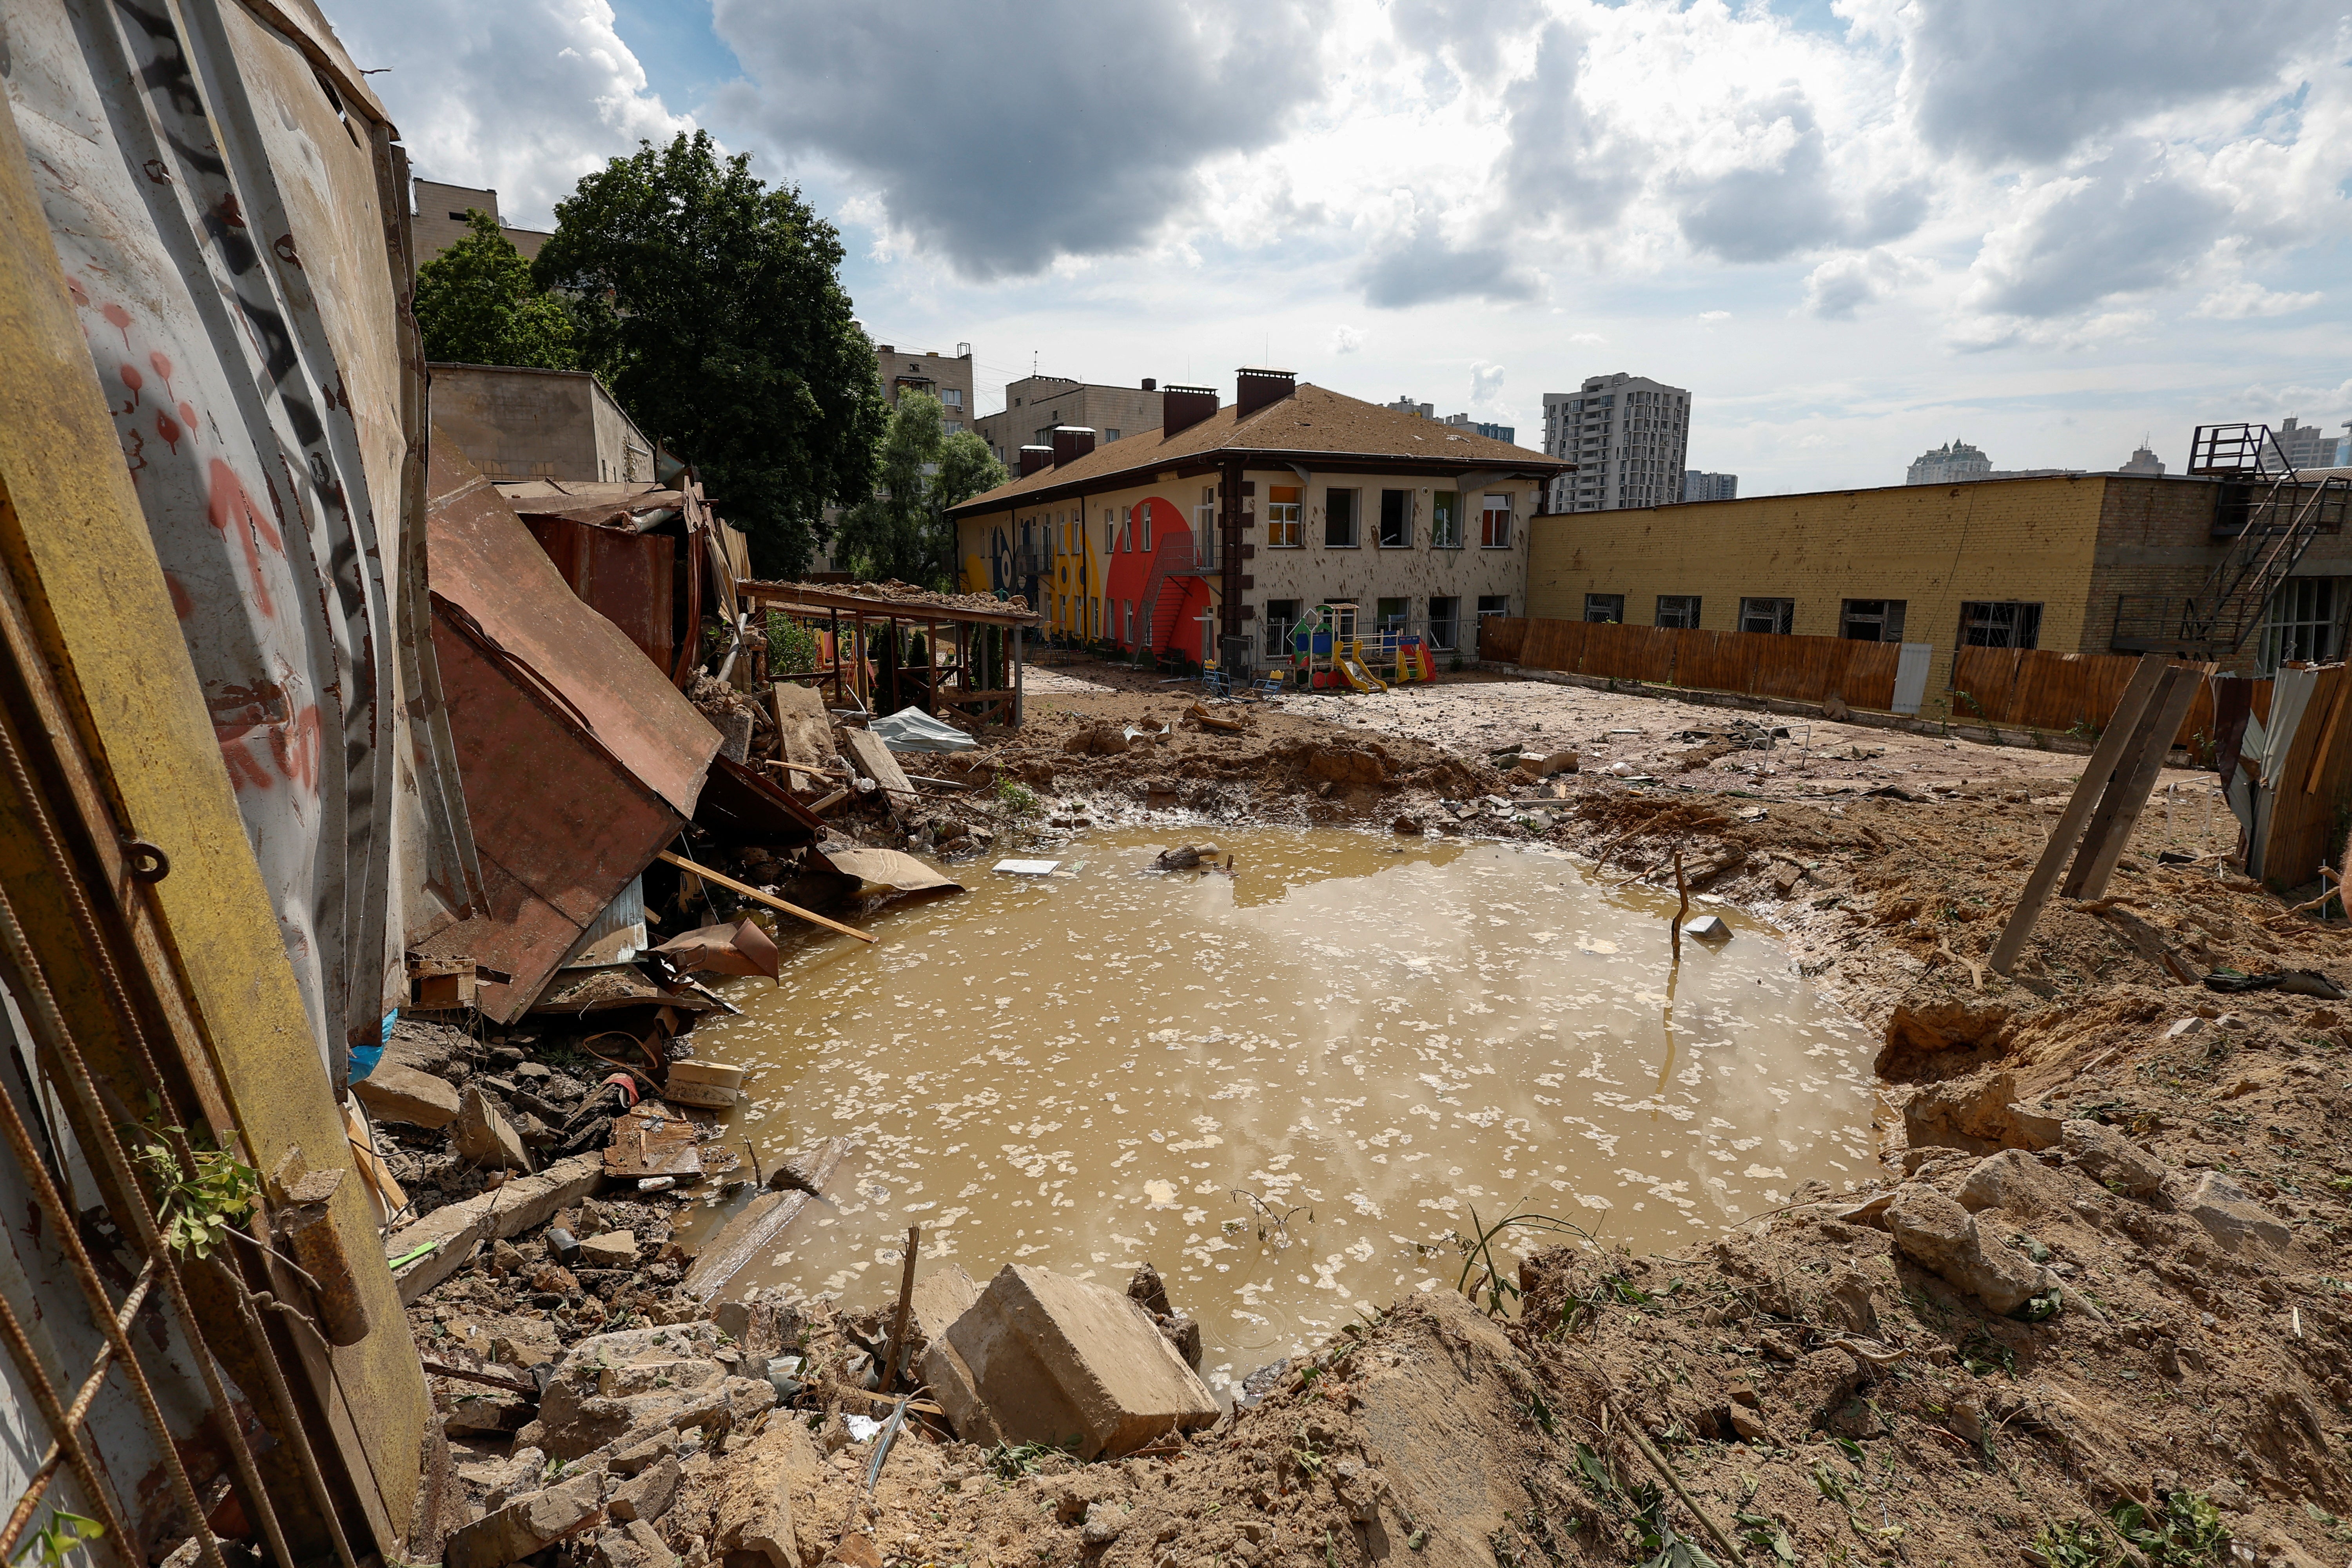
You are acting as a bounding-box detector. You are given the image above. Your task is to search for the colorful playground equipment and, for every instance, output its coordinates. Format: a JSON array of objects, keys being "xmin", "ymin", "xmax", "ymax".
[{"xmin": 1289, "ymin": 603, "xmax": 1395, "ymax": 692}]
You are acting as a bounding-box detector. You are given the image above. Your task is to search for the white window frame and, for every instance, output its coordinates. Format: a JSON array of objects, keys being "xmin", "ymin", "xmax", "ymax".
[
  {"xmin": 1267, "ymin": 485, "xmax": 1303, "ymax": 548},
  {"xmin": 1480, "ymin": 493, "xmax": 1513, "ymax": 549}
]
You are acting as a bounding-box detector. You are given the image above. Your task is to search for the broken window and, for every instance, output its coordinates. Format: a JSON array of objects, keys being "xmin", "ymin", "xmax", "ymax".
[
  {"xmin": 1481, "ymin": 494, "xmax": 1512, "ymax": 548},
  {"xmin": 1958, "ymin": 600, "xmax": 2043, "ymax": 650},
  {"xmin": 1428, "ymin": 596, "xmax": 1460, "ymax": 650},
  {"xmin": 1840, "ymin": 599, "xmax": 1906, "ymax": 642},
  {"xmin": 1267, "ymin": 486, "xmax": 1303, "ymax": 548},
  {"xmin": 1477, "ymin": 594, "xmax": 1511, "ymax": 625},
  {"xmin": 1431, "ymin": 491, "xmax": 1461, "ymax": 548},
  {"xmin": 1379, "ymin": 490, "xmax": 1412, "ymax": 548},
  {"xmin": 1376, "ymin": 596, "xmax": 1408, "ymax": 633},
  {"xmin": 1265, "ymin": 598, "xmax": 1301, "ymax": 657},
  {"xmin": 1655, "ymin": 595, "xmax": 1701, "ymax": 629},
  {"xmin": 1584, "ymin": 593, "xmax": 1624, "ymax": 624},
  {"xmin": 1325, "ymin": 488, "xmax": 1359, "ymax": 548},
  {"xmin": 2261, "ymin": 578, "xmax": 2344, "ymax": 671},
  {"xmin": 1739, "ymin": 597, "xmax": 1794, "ymax": 635}
]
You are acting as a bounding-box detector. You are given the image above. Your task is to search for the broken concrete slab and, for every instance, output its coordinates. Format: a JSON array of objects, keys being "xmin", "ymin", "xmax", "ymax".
[
  {"xmin": 1884, "ymin": 1181, "xmax": 2046, "ymax": 1315},
  {"xmin": 2061, "ymin": 1120, "xmax": 2169, "ymax": 1198},
  {"xmin": 909, "ymin": 1261, "xmax": 983, "ymax": 1340},
  {"xmin": 577, "ymin": 1231, "xmax": 640, "ymax": 1269},
  {"xmin": 386, "ymin": 1152, "xmax": 604, "ymax": 1305},
  {"xmin": 1957, "ymin": 1149, "xmax": 2069, "ymax": 1217},
  {"xmin": 710, "ymin": 1419, "xmax": 823, "ymax": 1568},
  {"xmin": 607, "ymin": 1452, "xmax": 678, "ymax": 1524},
  {"xmin": 842, "ymin": 729, "xmax": 915, "ymax": 821},
  {"xmin": 1902, "ymin": 1068, "xmax": 2062, "ymax": 1157},
  {"xmin": 445, "ymin": 1470, "xmax": 605, "ymax": 1568},
  {"xmin": 2171, "ymin": 1171, "xmax": 2299, "ymax": 1259},
  {"xmin": 918, "ymin": 1335, "xmax": 1002, "ymax": 1450},
  {"xmin": 942, "ymin": 1264, "xmax": 1218, "ymax": 1459},
  {"xmin": 455, "ymin": 1084, "xmax": 533, "ymax": 1172},
  {"xmin": 351, "ymin": 1063, "xmax": 461, "ymax": 1129}
]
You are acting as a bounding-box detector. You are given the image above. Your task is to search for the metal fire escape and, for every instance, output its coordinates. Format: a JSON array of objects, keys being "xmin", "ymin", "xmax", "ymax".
[{"xmin": 2112, "ymin": 424, "xmax": 2352, "ymax": 658}]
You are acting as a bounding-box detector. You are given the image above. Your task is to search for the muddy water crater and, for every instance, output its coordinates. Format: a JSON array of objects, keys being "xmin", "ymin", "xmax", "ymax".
[{"xmin": 681, "ymin": 826, "xmax": 1874, "ymax": 1396}]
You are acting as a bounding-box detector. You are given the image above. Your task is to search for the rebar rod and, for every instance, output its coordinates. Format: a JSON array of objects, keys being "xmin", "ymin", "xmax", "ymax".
[{"xmin": 0, "ymin": 1263, "xmax": 156, "ymax": 1559}]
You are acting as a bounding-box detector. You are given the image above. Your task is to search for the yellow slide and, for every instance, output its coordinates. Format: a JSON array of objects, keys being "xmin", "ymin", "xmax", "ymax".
[{"xmin": 1336, "ymin": 650, "xmax": 1388, "ymax": 693}]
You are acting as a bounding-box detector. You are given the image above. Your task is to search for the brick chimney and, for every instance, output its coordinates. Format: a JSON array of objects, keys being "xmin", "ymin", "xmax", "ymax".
[
  {"xmin": 1018, "ymin": 445, "xmax": 1054, "ymax": 478},
  {"xmin": 1236, "ymin": 367, "xmax": 1296, "ymax": 419},
  {"xmin": 1142, "ymin": 377, "xmax": 1157, "ymax": 392},
  {"xmin": 1161, "ymin": 385, "xmax": 1218, "ymax": 437},
  {"xmin": 1050, "ymin": 426, "xmax": 1096, "ymax": 468}
]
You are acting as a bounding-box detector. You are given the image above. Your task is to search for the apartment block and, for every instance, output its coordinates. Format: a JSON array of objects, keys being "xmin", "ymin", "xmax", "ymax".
[
  {"xmin": 1528, "ymin": 468, "xmax": 2352, "ymax": 700},
  {"xmin": 1383, "ymin": 399, "xmax": 1516, "ymax": 445},
  {"xmin": 875, "ymin": 343, "xmax": 976, "ymax": 435},
  {"xmin": 428, "ymin": 363, "xmax": 652, "ymax": 483},
  {"xmin": 1682, "ymin": 470, "xmax": 1738, "ymax": 503},
  {"xmin": 2274, "ymin": 416, "xmax": 2351, "ymax": 472},
  {"xmin": 412, "ymin": 178, "xmax": 551, "ymax": 263},
  {"xmin": 974, "ymin": 376, "xmax": 1166, "ymax": 466},
  {"xmin": 1541, "ymin": 374, "xmax": 1688, "ymax": 512}
]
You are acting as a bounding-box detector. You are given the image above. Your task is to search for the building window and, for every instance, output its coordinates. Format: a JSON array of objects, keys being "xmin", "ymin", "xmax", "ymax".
[
  {"xmin": 1958, "ymin": 601, "xmax": 2043, "ymax": 650},
  {"xmin": 2262, "ymin": 579, "xmax": 2342, "ymax": 671},
  {"xmin": 1105, "ymin": 428, "xmax": 1120, "ymax": 441},
  {"xmin": 1431, "ymin": 490, "xmax": 1461, "ymax": 548},
  {"xmin": 1267, "ymin": 485, "xmax": 1303, "ymax": 548},
  {"xmin": 1739, "ymin": 597, "xmax": 1794, "ymax": 635},
  {"xmin": 1584, "ymin": 593, "xmax": 1624, "ymax": 623},
  {"xmin": 1655, "ymin": 595, "xmax": 1701, "ymax": 629},
  {"xmin": 1196, "ymin": 486, "xmax": 1216, "ymax": 537},
  {"xmin": 1840, "ymin": 599, "xmax": 1907, "ymax": 642},
  {"xmin": 1428, "ymin": 596, "xmax": 1460, "ymax": 650},
  {"xmin": 1123, "ymin": 600, "xmax": 1134, "ymax": 644},
  {"xmin": 1378, "ymin": 489, "xmax": 1412, "ymax": 548},
  {"xmin": 1375, "ymin": 596, "xmax": 1408, "ymax": 633},
  {"xmin": 1481, "ymin": 494, "xmax": 1512, "ymax": 548},
  {"xmin": 1140, "ymin": 505, "xmax": 1152, "ymax": 554},
  {"xmin": 1265, "ymin": 598, "xmax": 1301, "ymax": 657},
  {"xmin": 1325, "ymin": 488, "xmax": 1359, "ymax": 548}
]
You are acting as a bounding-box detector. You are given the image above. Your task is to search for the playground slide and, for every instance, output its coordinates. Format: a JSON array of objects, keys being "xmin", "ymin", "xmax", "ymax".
[{"xmin": 1336, "ymin": 652, "xmax": 1389, "ymax": 693}]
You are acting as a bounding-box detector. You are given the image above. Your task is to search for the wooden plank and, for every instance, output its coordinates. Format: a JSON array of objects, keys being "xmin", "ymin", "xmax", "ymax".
[
  {"xmin": 684, "ymin": 1136, "xmax": 857, "ymax": 1301},
  {"xmin": 1478, "ymin": 616, "xmax": 1528, "ymax": 663},
  {"xmin": 656, "ymin": 849, "xmax": 878, "ymax": 944},
  {"xmin": 843, "ymin": 727, "xmax": 918, "ymax": 824},
  {"xmin": 1838, "ymin": 642, "xmax": 1900, "ymax": 711},
  {"xmin": 2258, "ymin": 665, "xmax": 2352, "ymax": 887},
  {"xmin": 603, "ymin": 1100, "xmax": 702, "ymax": 1180},
  {"xmin": 770, "ymin": 680, "xmax": 838, "ymax": 777},
  {"xmin": 2062, "ymin": 664, "xmax": 2205, "ymax": 901},
  {"xmin": 1988, "ymin": 653, "xmax": 2172, "ymax": 974}
]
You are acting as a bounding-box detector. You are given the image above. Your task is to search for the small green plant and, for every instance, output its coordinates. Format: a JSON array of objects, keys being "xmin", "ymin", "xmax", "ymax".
[
  {"xmin": 2034, "ymin": 1519, "xmax": 2113, "ymax": 1568},
  {"xmin": 13, "ymin": 1510, "xmax": 104, "ymax": 1568},
  {"xmin": 992, "ymin": 777, "xmax": 1042, "ymax": 818},
  {"xmin": 984, "ymin": 1438, "xmax": 1077, "ymax": 1479},
  {"xmin": 1959, "ymin": 1333, "xmax": 2016, "ymax": 1377},
  {"xmin": 2110, "ymin": 1492, "xmax": 2228, "ymax": 1565},
  {"xmin": 764, "ymin": 612, "xmax": 822, "ymax": 675},
  {"xmin": 1449, "ymin": 1205, "xmax": 1591, "ymax": 1317},
  {"xmin": 132, "ymin": 1125, "xmax": 258, "ymax": 1261}
]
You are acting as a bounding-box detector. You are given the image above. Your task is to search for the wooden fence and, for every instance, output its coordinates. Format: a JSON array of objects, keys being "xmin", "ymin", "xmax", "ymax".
[
  {"xmin": 1477, "ymin": 615, "xmax": 2273, "ymax": 748},
  {"xmin": 1479, "ymin": 617, "xmax": 1900, "ymax": 710}
]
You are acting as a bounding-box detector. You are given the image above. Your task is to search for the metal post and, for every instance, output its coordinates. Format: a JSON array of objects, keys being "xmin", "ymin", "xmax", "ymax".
[{"xmin": 1012, "ymin": 618, "xmax": 1025, "ymax": 728}]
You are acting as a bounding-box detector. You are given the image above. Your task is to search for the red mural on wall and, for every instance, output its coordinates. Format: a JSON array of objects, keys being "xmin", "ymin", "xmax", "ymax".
[{"xmin": 1099, "ymin": 496, "xmax": 1213, "ymax": 660}]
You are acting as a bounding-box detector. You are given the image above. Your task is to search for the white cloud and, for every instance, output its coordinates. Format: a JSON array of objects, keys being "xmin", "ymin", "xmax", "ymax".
[
  {"xmin": 2193, "ymin": 281, "xmax": 2327, "ymax": 319},
  {"xmin": 1330, "ymin": 325, "xmax": 1365, "ymax": 355},
  {"xmin": 1470, "ymin": 361, "xmax": 1507, "ymax": 404},
  {"xmin": 1697, "ymin": 310, "xmax": 1730, "ymax": 323},
  {"xmin": 335, "ymin": 0, "xmax": 693, "ymax": 228}
]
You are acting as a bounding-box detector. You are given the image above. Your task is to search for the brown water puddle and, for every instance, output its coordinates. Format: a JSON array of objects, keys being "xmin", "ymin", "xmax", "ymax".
[{"xmin": 679, "ymin": 827, "xmax": 1874, "ymax": 1395}]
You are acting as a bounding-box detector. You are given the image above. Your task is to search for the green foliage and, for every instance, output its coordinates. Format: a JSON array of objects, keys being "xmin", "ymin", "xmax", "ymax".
[
  {"xmin": 992, "ymin": 777, "xmax": 1041, "ymax": 818},
  {"xmin": 414, "ymin": 211, "xmax": 577, "ymax": 369},
  {"xmin": 984, "ymin": 1438, "xmax": 1078, "ymax": 1479},
  {"xmin": 134, "ymin": 1127, "xmax": 257, "ymax": 1260},
  {"xmin": 534, "ymin": 132, "xmax": 886, "ymax": 577},
  {"xmin": 766, "ymin": 613, "xmax": 822, "ymax": 675},
  {"xmin": 13, "ymin": 1511, "xmax": 103, "ymax": 1568},
  {"xmin": 831, "ymin": 390, "xmax": 1008, "ymax": 588},
  {"xmin": 2110, "ymin": 1493, "xmax": 2228, "ymax": 1565},
  {"xmin": 1449, "ymin": 1204, "xmax": 1591, "ymax": 1317},
  {"xmin": 2035, "ymin": 1519, "xmax": 2113, "ymax": 1568}
]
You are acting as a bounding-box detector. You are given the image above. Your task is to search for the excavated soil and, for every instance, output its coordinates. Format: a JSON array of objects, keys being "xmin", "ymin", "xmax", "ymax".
[{"xmin": 414, "ymin": 665, "xmax": 2352, "ymax": 1568}]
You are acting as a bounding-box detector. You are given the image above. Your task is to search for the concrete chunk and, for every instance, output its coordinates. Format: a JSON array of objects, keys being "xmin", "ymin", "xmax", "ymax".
[
  {"xmin": 918, "ymin": 1335, "xmax": 1002, "ymax": 1449},
  {"xmin": 909, "ymin": 1261, "xmax": 983, "ymax": 1340},
  {"xmin": 351, "ymin": 1063, "xmax": 461, "ymax": 1129},
  {"xmin": 2062, "ymin": 1120, "xmax": 2168, "ymax": 1198},
  {"xmin": 384, "ymin": 1152, "xmax": 604, "ymax": 1305},
  {"xmin": 578, "ymin": 1230, "xmax": 639, "ymax": 1269},
  {"xmin": 1957, "ymin": 1149, "xmax": 2067, "ymax": 1216},
  {"xmin": 455, "ymin": 1084, "xmax": 534, "ymax": 1172},
  {"xmin": 1885, "ymin": 1181, "xmax": 2045, "ymax": 1316},
  {"xmin": 608, "ymin": 1452, "xmax": 679, "ymax": 1524},
  {"xmin": 446, "ymin": 1471, "xmax": 604, "ymax": 1568},
  {"xmin": 944, "ymin": 1264, "xmax": 1218, "ymax": 1460},
  {"xmin": 2173, "ymin": 1171, "xmax": 2299, "ymax": 1259}
]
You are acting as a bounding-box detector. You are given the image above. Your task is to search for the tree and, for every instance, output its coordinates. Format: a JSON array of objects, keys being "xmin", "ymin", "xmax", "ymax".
[
  {"xmin": 413, "ymin": 211, "xmax": 577, "ymax": 368},
  {"xmin": 532, "ymin": 132, "xmax": 885, "ymax": 576},
  {"xmin": 831, "ymin": 390, "xmax": 1007, "ymax": 588}
]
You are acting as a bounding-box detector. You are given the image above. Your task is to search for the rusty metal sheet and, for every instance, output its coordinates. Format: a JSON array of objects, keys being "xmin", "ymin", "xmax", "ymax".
[
  {"xmin": 693, "ymin": 756, "xmax": 822, "ymax": 846},
  {"xmin": 6, "ymin": 0, "xmax": 483, "ymax": 1082},
  {"xmin": 521, "ymin": 514, "xmax": 677, "ymax": 672},
  {"xmin": 424, "ymin": 436, "xmax": 722, "ymax": 1019},
  {"xmin": 603, "ymin": 1101, "xmax": 702, "ymax": 1181}
]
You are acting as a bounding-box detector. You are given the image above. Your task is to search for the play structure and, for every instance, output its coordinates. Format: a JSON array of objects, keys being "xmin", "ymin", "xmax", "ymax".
[{"xmin": 1284, "ymin": 602, "xmax": 1436, "ymax": 691}]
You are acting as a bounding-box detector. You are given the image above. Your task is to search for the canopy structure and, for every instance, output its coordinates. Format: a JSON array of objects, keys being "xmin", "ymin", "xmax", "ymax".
[{"xmin": 738, "ymin": 580, "xmax": 1040, "ymax": 729}]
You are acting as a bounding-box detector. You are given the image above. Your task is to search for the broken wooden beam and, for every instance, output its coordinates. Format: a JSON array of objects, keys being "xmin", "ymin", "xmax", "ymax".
[
  {"xmin": 656, "ymin": 849, "xmax": 877, "ymax": 944},
  {"xmin": 684, "ymin": 1136, "xmax": 857, "ymax": 1301}
]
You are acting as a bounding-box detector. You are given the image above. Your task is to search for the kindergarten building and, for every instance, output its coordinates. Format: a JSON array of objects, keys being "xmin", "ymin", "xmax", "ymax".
[{"xmin": 948, "ymin": 371, "xmax": 1570, "ymax": 665}]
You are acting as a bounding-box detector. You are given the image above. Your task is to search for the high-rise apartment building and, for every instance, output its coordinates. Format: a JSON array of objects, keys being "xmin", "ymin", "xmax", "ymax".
[
  {"xmin": 1682, "ymin": 470, "xmax": 1738, "ymax": 503},
  {"xmin": 2273, "ymin": 416, "xmax": 2351, "ymax": 472},
  {"xmin": 1906, "ymin": 440, "xmax": 1991, "ymax": 485},
  {"xmin": 873, "ymin": 343, "xmax": 976, "ymax": 435},
  {"xmin": 975, "ymin": 376, "xmax": 1167, "ymax": 466},
  {"xmin": 1541, "ymin": 374, "xmax": 1689, "ymax": 512},
  {"xmin": 1385, "ymin": 398, "xmax": 1517, "ymax": 445}
]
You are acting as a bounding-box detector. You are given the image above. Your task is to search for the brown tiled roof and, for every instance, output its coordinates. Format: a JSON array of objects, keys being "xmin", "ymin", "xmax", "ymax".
[{"xmin": 948, "ymin": 383, "xmax": 1570, "ymax": 517}]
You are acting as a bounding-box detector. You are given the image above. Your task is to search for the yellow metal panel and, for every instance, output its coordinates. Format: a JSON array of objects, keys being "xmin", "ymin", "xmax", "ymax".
[{"xmin": 0, "ymin": 77, "xmax": 422, "ymax": 1552}]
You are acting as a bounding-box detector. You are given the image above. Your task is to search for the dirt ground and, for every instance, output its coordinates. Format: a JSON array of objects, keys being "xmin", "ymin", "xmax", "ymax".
[{"xmin": 419, "ymin": 660, "xmax": 2352, "ymax": 1568}]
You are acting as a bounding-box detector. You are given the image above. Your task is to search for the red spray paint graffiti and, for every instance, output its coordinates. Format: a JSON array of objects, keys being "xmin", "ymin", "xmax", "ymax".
[{"xmin": 205, "ymin": 459, "xmax": 283, "ymax": 618}]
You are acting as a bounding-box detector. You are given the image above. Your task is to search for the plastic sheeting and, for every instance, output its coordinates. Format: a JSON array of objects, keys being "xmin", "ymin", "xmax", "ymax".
[
  {"xmin": 870, "ymin": 704, "xmax": 979, "ymax": 752},
  {"xmin": 5, "ymin": 0, "xmax": 480, "ymax": 1083}
]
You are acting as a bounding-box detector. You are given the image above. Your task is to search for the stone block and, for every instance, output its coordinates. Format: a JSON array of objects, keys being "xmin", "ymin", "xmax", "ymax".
[
  {"xmin": 352, "ymin": 1063, "xmax": 461, "ymax": 1129},
  {"xmin": 943, "ymin": 1264, "xmax": 1218, "ymax": 1460},
  {"xmin": 1957, "ymin": 1149, "xmax": 2068, "ymax": 1216},
  {"xmin": 2172, "ymin": 1171, "xmax": 2298, "ymax": 1259},
  {"xmin": 596, "ymin": 1357, "xmax": 723, "ymax": 1399},
  {"xmin": 910, "ymin": 1261, "xmax": 983, "ymax": 1340},
  {"xmin": 2062, "ymin": 1120, "xmax": 2168, "ymax": 1198},
  {"xmin": 710, "ymin": 1423, "xmax": 822, "ymax": 1568},
  {"xmin": 918, "ymin": 1336, "xmax": 1002, "ymax": 1448},
  {"xmin": 446, "ymin": 1471, "xmax": 604, "ymax": 1568},
  {"xmin": 1885, "ymin": 1182, "xmax": 2045, "ymax": 1315},
  {"xmin": 578, "ymin": 1230, "xmax": 641, "ymax": 1269},
  {"xmin": 384, "ymin": 1152, "xmax": 604, "ymax": 1305},
  {"xmin": 455, "ymin": 1085, "xmax": 533, "ymax": 1173},
  {"xmin": 608, "ymin": 1452, "xmax": 679, "ymax": 1524}
]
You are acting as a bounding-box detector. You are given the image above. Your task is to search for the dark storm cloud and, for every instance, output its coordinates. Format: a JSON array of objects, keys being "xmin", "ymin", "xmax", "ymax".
[
  {"xmin": 1971, "ymin": 151, "xmax": 2235, "ymax": 317},
  {"xmin": 1356, "ymin": 220, "xmax": 1539, "ymax": 309},
  {"xmin": 1495, "ymin": 21, "xmax": 1637, "ymax": 230},
  {"xmin": 1906, "ymin": 0, "xmax": 2327, "ymax": 165},
  {"xmin": 711, "ymin": 0, "xmax": 1328, "ymax": 279}
]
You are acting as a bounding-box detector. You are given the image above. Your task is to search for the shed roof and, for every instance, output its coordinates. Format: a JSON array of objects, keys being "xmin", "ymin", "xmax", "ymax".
[{"xmin": 948, "ymin": 382, "xmax": 1570, "ymax": 517}]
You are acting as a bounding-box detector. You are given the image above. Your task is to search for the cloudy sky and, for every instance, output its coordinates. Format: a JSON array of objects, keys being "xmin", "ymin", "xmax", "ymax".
[{"xmin": 337, "ymin": 0, "xmax": 2352, "ymax": 495}]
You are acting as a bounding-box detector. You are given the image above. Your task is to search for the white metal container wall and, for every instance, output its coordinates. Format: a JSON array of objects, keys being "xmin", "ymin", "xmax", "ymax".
[{"xmin": 3, "ymin": 0, "xmax": 478, "ymax": 1081}]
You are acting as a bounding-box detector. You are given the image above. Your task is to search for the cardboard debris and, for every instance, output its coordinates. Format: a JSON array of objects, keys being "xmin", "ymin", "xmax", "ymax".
[
  {"xmin": 655, "ymin": 918, "xmax": 780, "ymax": 981},
  {"xmin": 814, "ymin": 846, "xmax": 964, "ymax": 895}
]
